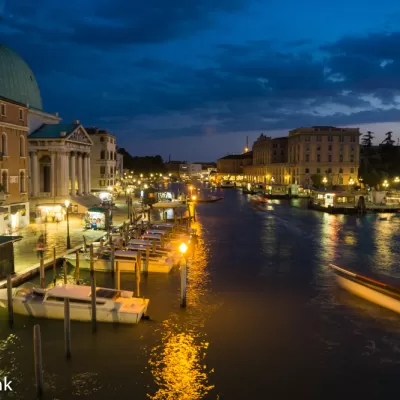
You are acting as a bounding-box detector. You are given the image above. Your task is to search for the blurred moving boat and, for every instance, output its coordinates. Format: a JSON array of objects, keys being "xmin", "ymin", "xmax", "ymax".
[
  {"xmin": 329, "ymin": 264, "xmax": 400, "ymax": 314},
  {"xmin": 0, "ymin": 284, "xmax": 149, "ymax": 324}
]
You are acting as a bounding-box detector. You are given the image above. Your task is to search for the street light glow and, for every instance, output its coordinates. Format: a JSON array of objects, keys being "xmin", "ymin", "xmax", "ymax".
[
  {"xmin": 191, "ymin": 195, "xmax": 197, "ymax": 201},
  {"xmin": 65, "ymin": 200, "xmax": 70, "ymax": 208},
  {"xmin": 179, "ymin": 243, "xmax": 188, "ymax": 254}
]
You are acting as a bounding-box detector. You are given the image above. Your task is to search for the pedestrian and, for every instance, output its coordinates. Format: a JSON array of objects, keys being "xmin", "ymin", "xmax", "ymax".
[{"xmin": 36, "ymin": 234, "xmax": 45, "ymax": 259}]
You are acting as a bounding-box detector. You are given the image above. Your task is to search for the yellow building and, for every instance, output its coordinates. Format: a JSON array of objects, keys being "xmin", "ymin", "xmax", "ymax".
[{"xmin": 244, "ymin": 126, "xmax": 360, "ymax": 187}]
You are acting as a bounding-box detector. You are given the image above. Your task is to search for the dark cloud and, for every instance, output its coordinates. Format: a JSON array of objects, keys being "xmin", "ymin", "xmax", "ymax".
[{"xmin": 2, "ymin": 1, "xmax": 400, "ymax": 148}]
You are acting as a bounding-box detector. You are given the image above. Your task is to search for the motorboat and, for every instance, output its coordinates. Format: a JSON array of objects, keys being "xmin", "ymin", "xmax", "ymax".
[
  {"xmin": 195, "ymin": 196, "xmax": 223, "ymax": 203},
  {"xmin": 330, "ymin": 264, "xmax": 400, "ymax": 315},
  {"xmin": 250, "ymin": 195, "xmax": 268, "ymax": 204},
  {"xmin": 219, "ymin": 181, "xmax": 235, "ymax": 188},
  {"xmin": 0, "ymin": 284, "xmax": 149, "ymax": 324}
]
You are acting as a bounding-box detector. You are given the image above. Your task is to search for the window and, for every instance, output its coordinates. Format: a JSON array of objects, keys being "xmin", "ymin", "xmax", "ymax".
[
  {"xmin": 339, "ymin": 176, "xmax": 343, "ymax": 184},
  {"xmin": 316, "ymin": 135, "xmax": 322, "ymax": 142},
  {"xmin": 328, "ymin": 145, "xmax": 332, "ymax": 151},
  {"xmin": 339, "ymin": 155, "xmax": 343, "ymax": 162},
  {"xmin": 328, "ymin": 155, "xmax": 332, "ymax": 162},
  {"xmin": 0, "ymin": 104, "xmax": 5, "ymax": 116},
  {"xmin": 350, "ymin": 146, "xmax": 354, "ymax": 152},
  {"xmin": 350, "ymin": 155, "xmax": 354, "ymax": 163},
  {"xmin": 2, "ymin": 170, "xmax": 8, "ymax": 193},
  {"xmin": 350, "ymin": 136, "xmax": 356, "ymax": 142},
  {"xmin": 317, "ymin": 146, "xmax": 321, "ymax": 151},
  {"xmin": 19, "ymin": 171, "xmax": 25, "ymax": 193},
  {"xmin": 19, "ymin": 136, "xmax": 25, "ymax": 157},
  {"xmin": 100, "ymin": 166, "xmax": 106, "ymax": 175},
  {"xmin": 316, "ymin": 168, "xmax": 321, "ymax": 174},
  {"xmin": 328, "ymin": 136, "xmax": 333, "ymax": 142},
  {"xmin": 327, "ymin": 168, "xmax": 332, "ymax": 173},
  {"xmin": 340, "ymin": 145, "xmax": 344, "ymax": 152},
  {"xmin": 99, "ymin": 180, "xmax": 105, "ymax": 187},
  {"xmin": 350, "ymin": 168, "xmax": 354, "ymax": 173},
  {"xmin": 339, "ymin": 136, "xmax": 344, "ymax": 142},
  {"xmin": 305, "ymin": 168, "xmax": 310, "ymax": 173},
  {"xmin": 100, "ymin": 150, "xmax": 105, "ymax": 159},
  {"xmin": 305, "ymin": 154, "xmax": 310, "ymax": 162},
  {"xmin": 1, "ymin": 133, "xmax": 7, "ymax": 155},
  {"xmin": 19, "ymin": 109, "xmax": 24, "ymax": 121},
  {"xmin": 339, "ymin": 168, "xmax": 343, "ymax": 173},
  {"xmin": 305, "ymin": 135, "xmax": 311, "ymax": 142},
  {"xmin": 317, "ymin": 154, "xmax": 321, "ymax": 162},
  {"xmin": 100, "ymin": 137, "xmax": 105, "ymax": 142}
]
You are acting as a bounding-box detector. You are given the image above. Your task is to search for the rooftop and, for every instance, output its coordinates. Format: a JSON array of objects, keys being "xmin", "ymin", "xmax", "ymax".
[
  {"xmin": 218, "ymin": 151, "xmax": 253, "ymax": 160},
  {"xmin": 29, "ymin": 123, "xmax": 78, "ymax": 139},
  {"xmin": 86, "ymin": 127, "xmax": 115, "ymax": 137}
]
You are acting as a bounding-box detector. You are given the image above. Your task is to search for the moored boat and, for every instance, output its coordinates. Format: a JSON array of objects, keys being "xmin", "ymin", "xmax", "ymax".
[
  {"xmin": 329, "ymin": 264, "xmax": 400, "ymax": 314},
  {"xmin": 195, "ymin": 196, "xmax": 223, "ymax": 203},
  {"xmin": 0, "ymin": 284, "xmax": 149, "ymax": 324}
]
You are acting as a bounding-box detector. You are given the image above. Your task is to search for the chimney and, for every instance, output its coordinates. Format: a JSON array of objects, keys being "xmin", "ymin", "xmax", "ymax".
[
  {"xmin": 73, "ymin": 120, "xmax": 80, "ymax": 125},
  {"xmin": 60, "ymin": 131, "xmax": 67, "ymax": 137}
]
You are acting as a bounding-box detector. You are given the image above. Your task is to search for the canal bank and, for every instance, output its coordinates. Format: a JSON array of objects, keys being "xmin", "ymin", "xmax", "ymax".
[{"xmin": 0, "ymin": 187, "xmax": 400, "ymax": 399}]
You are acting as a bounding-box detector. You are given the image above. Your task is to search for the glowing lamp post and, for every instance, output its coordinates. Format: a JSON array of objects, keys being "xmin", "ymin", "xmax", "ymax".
[
  {"xmin": 65, "ymin": 200, "xmax": 71, "ymax": 249},
  {"xmin": 394, "ymin": 177, "xmax": 400, "ymax": 188},
  {"xmin": 179, "ymin": 243, "xmax": 188, "ymax": 308},
  {"xmin": 322, "ymin": 176, "xmax": 327, "ymax": 189},
  {"xmin": 383, "ymin": 180, "xmax": 389, "ymax": 190},
  {"xmin": 191, "ymin": 195, "xmax": 197, "ymax": 201}
]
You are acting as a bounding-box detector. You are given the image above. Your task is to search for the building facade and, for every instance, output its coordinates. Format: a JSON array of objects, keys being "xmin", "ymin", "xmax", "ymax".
[
  {"xmin": 216, "ymin": 152, "xmax": 253, "ymax": 181},
  {"xmin": 86, "ymin": 128, "xmax": 117, "ymax": 191},
  {"xmin": 0, "ymin": 97, "xmax": 30, "ymax": 233},
  {"xmin": 243, "ymin": 127, "xmax": 360, "ymax": 186},
  {"xmin": 116, "ymin": 152, "xmax": 124, "ymax": 181},
  {"xmin": 179, "ymin": 163, "xmax": 202, "ymax": 178}
]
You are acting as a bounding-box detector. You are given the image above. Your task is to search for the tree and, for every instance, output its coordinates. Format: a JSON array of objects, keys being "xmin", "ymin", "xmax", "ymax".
[
  {"xmin": 310, "ymin": 174, "xmax": 323, "ymax": 188},
  {"xmin": 381, "ymin": 131, "xmax": 395, "ymax": 146},
  {"xmin": 361, "ymin": 131, "xmax": 374, "ymax": 147}
]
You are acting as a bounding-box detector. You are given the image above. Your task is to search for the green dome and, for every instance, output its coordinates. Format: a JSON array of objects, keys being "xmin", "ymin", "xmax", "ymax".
[{"xmin": 0, "ymin": 45, "xmax": 42, "ymax": 110}]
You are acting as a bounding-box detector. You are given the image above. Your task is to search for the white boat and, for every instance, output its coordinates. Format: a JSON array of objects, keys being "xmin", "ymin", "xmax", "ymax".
[
  {"xmin": 0, "ymin": 284, "xmax": 149, "ymax": 324},
  {"xmin": 65, "ymin": 249, "xmax": 175, "ymax": 273},
  {"xmin": 330, "ymin": 264, "xmax": 400, "ymax": 315}
]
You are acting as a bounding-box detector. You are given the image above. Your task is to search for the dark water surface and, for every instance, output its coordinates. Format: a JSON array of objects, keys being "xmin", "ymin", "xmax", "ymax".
[{"xmin": 1, "ymin": 187, "xmax": 400, "ymax": 399}]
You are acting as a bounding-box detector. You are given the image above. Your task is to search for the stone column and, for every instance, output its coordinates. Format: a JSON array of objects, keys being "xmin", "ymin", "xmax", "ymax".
[
  {"xmin": 64, "ymin": 152, "xmax": 70, "ymax": 196},
  {"xmin": 50, "ymin": 152, "xmax": 56, "ymax": 197},
  {"xmin": 83, "ymin": 153, "xmax": 88, "ymax": 195},
  {"xmin": 87, "ymin": 154, "xmax": 91, "ymax": 194},
  {"xmin": 70, "ymin": 152, "xmax": 76, "ymax": 196},
  {"xmin": 77, "ymin": 153, "xmax": 83, "ymax": 195},
  {"xmin": 32, "ymin": 151, "xmax": 39, "ymax": 197}
]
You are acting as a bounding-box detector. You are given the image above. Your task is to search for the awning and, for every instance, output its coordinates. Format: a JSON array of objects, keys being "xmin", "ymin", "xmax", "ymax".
[
  {"xmin": 10, "ymin": 204, "xmax": 26, "ymax": 213},
  {"xmin": 0, "ymin": 236, "xmax": 23, "ymax": 246},
  {"xmin": 88, "ymin": 207, "xmax": 108, "ymax": 213}
]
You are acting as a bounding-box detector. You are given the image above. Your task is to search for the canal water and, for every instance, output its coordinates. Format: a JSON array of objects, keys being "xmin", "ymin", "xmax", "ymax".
[{"xmin": 1, "ymin": 187, "xmax": 400, "ymax": 399}]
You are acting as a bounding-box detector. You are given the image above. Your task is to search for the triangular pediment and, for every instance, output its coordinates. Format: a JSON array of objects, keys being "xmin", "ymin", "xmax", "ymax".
[{"xmin": 66, "ymin": 126, "xmax": 93, "ymax": 145}]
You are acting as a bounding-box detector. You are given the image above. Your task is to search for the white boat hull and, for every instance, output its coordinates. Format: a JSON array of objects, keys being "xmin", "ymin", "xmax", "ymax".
[
  {"xmin": 0, "ymin": 295, "xmax": 149, "ymax": 324},
  {"xmin": 336, "ymin": 275, "xmax": 400, "ymax": 314},
  {"xmin": 65, "ymin": 256, "xmax": 174, "ymax": 274}
]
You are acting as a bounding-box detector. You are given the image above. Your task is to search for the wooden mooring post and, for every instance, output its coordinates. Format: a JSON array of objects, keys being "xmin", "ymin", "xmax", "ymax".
[
  {"xmin": 63, "ymin": 258, "xmax": 68, "ymax": 284},
  {"xmin": 136, "ymin": 252, "xmax": 141, "ymax": 297},
  {"xmin": 53, "ymin": 248, "xmax": 57, "ymax": 285},
  {"xmin": 75, "ymin": 251, "xmax": 80, "ymax": 284},
  {"xmin": 40, "ymin": 255, "xmax": 45, "ymax": 289},
  {"xmin": 90, "ymin": 244, "xmax": 94, "ymax": 271},
  {"xmin": 115, "ymin": 260, "xmax": 120, "ymax": 291},
  {"xmin": 90, "ymin": 272, "xmax": 97, "ymax": 332},
  {"xmin": 110, "ymin": 243, "xmax": 115, "ymax": 277},
  {"xmin": 180, "ymin": 258, "xmax": 187, "ymax": 308},
  {"xmin": 64, "ymin": 298, "xmax": 71, "ymax": 358},
  {"xmin": 7, "ymin": 275, "xmax": 13, "ymax": 328},
  {"xmin": 144, "ymin": 247, "xmax": 150, "ymax": 276},
  {"xmin": 33, "ymin": 324, "xmax": 44, "ymax": 396}
]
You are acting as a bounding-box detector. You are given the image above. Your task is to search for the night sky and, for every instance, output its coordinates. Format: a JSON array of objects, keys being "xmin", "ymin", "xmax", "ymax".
[{"xmin": 2, "ymin": 0, "xmax": 400, "ymax": 161}]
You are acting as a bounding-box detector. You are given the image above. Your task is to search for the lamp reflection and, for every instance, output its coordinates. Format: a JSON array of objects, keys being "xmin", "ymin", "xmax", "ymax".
[{"xmin": 148, "ymin": 222, "xmax": 215, "ymax": 400}]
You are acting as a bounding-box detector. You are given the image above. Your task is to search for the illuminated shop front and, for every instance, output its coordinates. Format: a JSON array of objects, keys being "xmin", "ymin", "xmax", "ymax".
[
  {"xmin": 84, "ymin": 207, "xmax": 112, "ymax": 230},
  {"xmin": 36, "ymin": 204, "xmax": 66, "ymax": 223}
]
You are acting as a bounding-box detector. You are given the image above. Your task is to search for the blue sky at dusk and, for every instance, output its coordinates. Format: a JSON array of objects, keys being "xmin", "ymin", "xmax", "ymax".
[{"xmin": 2, "ymin": 0, "xmax": 400, "ymax": 160}]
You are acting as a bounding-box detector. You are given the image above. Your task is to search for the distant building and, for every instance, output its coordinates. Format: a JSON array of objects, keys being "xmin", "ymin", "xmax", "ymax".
[
  {"xmin": 179, "ymin": 163, "xmax": 202, "ymax": 178},
  {"xmin": 216, "ymin": 152, "xmax": 253, "ymax": 181},
  {"xmin": 165, "ymin": 160, "xmax": 183, "ymax": 177},
  {"xmin": 244, "ymin": 126, "xmax": 360, "ymax": 186},
  {"xmin": 116, "ymin": 152, "xmax": 124, "ymax": 180},
  {"xmin": 86, "ymin": 127, "xmax": 117, "ymax": 191}
]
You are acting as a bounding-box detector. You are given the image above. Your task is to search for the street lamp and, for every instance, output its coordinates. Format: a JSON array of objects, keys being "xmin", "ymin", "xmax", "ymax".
[
  {"xmin": 179, "ymin": 242, "xmax": 188, "ymax": 308},
  {"xmin": 394, "ymin": 177, "xmax": 400, "ymax": 184},
  {"xmin": 191, "ymin": 195, "xmax": 197, "ymax": 201},
  {"xmin": 349, "ymin": 178, "xmax": 354, "ymax": 185},
  {"xmin": 383, "ymin": 179, "xmax": 389, "ymax": 189},
  {"xmin": 322, "ymin": 176, "xmax": 328, "ymax": 184},
  {"xmin": 65, "ymin": 200, "xmax": 71, "ymax": 249}
]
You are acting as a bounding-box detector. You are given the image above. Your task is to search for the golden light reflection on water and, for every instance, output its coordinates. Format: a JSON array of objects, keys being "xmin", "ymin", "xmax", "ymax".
[{"xmin": 148, "ymin": 220, "xmax": 215, "ymax": 400}]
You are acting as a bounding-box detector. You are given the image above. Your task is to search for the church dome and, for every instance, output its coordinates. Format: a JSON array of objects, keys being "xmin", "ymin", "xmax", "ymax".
[{"xmin": 0, "ymin": 45, "xmax": 43, "ymax": 110}]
